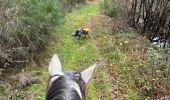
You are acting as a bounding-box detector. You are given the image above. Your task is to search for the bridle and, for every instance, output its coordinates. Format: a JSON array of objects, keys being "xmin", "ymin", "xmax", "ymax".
[
  {"xmin": 49, "ymin": 74, "xmax": 63, "ymax": 79},
  {"xmin": 49, "ymin": 71, "xmax": 82, "ymax": 81}
]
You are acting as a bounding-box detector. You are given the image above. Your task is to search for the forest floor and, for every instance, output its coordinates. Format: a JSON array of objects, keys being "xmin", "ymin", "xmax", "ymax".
[{"xmin": 1, "ymin": 1, "xmax": 165, "ymax": 100}]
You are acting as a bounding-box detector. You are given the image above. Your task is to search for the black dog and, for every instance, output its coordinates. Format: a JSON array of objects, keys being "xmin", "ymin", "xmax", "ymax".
[{"xmin": 72, "ymin": 27, "xmax": 91, "ymax": 38}]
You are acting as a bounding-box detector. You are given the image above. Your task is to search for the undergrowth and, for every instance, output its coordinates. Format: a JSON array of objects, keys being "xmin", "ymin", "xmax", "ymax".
[{"xmin": 0, "ymin": 0, "xmax": 64, "ymax": 69}]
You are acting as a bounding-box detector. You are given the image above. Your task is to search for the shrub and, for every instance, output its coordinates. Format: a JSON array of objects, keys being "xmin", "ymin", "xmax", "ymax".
[
  {"xmin": 0, "ymin": 0, "xmax": 64, "ymax": 68},
  {"xmin": 58, "ymin": 0, "xmax": 86, "ymax": 12},
  {"xmin": 141, "ymin": 47, "xmax": 170, "ymax": 99},
  {"xmin": 101, "ymin": 0, "xmax": 123, "ymax": 18}
]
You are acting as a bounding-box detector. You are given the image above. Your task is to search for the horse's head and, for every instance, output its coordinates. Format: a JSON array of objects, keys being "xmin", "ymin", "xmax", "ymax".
[{"xmin": 46, "ymin": 54, "xmax": 97, "ymax": 100}]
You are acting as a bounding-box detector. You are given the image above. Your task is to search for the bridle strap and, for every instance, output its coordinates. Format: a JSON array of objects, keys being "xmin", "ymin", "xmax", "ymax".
[
  {"xmin": 50, "ymin": 74, "xmax": 63, "ymax": 79},
  {"xmin": 49, "ymin": 71, "xmax": 83, "ymax": 81}
]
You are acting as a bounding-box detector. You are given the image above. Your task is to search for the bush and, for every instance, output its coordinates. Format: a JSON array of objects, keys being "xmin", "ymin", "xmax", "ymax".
[
  {"xmin": 58, "ymin": 0, "xmax": 86, "ymax": 12},
  {"xmin": 101, "ymin": 0, "xmax": 122, "ymax": 18},
  {"xmin": 0, "ymin": 0, "xmax": 64, "ymax": 68}
]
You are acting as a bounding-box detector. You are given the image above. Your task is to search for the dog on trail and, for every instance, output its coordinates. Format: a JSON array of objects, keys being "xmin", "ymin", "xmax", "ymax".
[{"xmin": 72, "ymin": 26, "xmax": 92, "ymax": 38}]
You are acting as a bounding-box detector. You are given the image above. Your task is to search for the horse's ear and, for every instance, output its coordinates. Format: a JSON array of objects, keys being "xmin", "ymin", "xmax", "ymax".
[
  {"xmin": 81, "ymin": 63, "xmax": 97, "ymax": 84},
  {"xmin": 48, "ymin": 54, "xmax": 64, "ymax": 76}
]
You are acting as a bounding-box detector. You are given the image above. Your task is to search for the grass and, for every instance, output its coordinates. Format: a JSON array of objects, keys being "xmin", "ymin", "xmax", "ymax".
[
  {"xmin": 16, "ymin": 3, "xmax": 140, "ymax": 99},
  {"xmin": 1, "ymin": 1, "xmax": 168, "ymax": 100},
  {"xmin": 23, "ymin": 3, "xmax": 108, "ymax": 100}
]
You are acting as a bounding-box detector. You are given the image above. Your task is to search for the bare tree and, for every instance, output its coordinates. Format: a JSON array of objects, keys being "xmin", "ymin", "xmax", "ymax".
[{"xmin": 128, "ymin": 0, "xmax": 170, "ymax": 47}]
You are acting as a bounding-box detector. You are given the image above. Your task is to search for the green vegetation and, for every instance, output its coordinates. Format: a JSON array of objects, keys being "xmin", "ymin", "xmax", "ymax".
[
  {"xmin": 23, "ymin": 4, "xmax": 111, "ymax": 100},
  {"xmin": 0, "ymin": 0, "xmax": 64, "ymax": 69},
  {"xmin": 6, "ymin": 3, "xmax": 104, "ymax": 100},
  {"xmin": 101, "ymin": 0, "xmax": 122, "ymax": 18},
  {"xmin": 1, "ymin": 0, "xmax": 170, "ymax": 100},
  {"xmin": 0, "ymin": 0, "xmax": 86, "ymax": 70}
]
